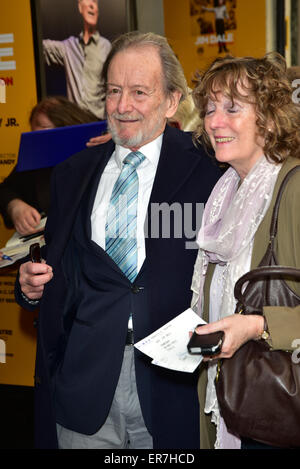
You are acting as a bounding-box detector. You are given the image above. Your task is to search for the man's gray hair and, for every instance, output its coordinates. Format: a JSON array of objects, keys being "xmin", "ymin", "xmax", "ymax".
[{"xmin": 101, "ymin": 31, "xmax": 188, "ymax": 101}]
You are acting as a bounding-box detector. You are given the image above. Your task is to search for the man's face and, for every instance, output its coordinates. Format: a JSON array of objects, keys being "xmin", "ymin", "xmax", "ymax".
[
  {"xmin": 106, "ymin": 46, "xmax": 180, "ymax": 150},
  {"xmin": 78, "ymin": 0, "xmax": 99, "ymax": 27}
]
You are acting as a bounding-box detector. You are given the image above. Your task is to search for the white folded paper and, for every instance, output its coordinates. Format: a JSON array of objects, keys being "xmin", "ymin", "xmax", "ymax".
[
  {"xmin": 134, "ymin": 308, "xmax": 206, "ymax": 373},
  {"xmin": 0, "ymin": 218, "xmax": 46, "ymax": 267}
]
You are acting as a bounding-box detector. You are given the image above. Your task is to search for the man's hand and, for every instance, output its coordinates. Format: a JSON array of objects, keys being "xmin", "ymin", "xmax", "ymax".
[
  {"xmin": 86, "ymin": 132, "xmax": 112, "ymax": 147},
  {"xmin": 7, "ymin": 199, "xmax": 41, "ymax": 235},
  {"xmin": 19, "ymin": 260, "xmax": 53, "ymax": 300}
]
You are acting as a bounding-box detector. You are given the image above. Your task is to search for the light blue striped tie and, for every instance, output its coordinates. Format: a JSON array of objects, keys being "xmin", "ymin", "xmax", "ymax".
[{"xmin": 105, "ymin": 151, "xmax": 145, "ymax": 282}]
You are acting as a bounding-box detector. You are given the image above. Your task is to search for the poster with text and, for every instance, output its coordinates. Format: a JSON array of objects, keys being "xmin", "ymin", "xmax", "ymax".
[
  {"xmin": 0, "ymin": 0, "xmax": 38, "ymax": 386},
  {"xmin": 164, "ymin": 0, "xmax": 267, "ymax": 88}
]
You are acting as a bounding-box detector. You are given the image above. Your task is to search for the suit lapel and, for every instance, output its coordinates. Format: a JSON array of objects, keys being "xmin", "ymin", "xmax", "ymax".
[
  {"xmin": 149, "ymin": 125, "xmax": 201, "ymax": 204},
  {"xmin": 81, "ymin": 147, "xmax": 132, "ymax": 280},
  {"xmin": 137, "ymin": 126, "xmax": 202, "ymax": 279},
  {"xmin": 47, "ymin": 141, "xmax": 115, "ymax": 266}
]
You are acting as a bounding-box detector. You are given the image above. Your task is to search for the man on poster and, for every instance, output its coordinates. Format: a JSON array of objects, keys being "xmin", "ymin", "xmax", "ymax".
[{"xmin": 43, "ymin": 0, "xmax": 111, "ymax": 119}]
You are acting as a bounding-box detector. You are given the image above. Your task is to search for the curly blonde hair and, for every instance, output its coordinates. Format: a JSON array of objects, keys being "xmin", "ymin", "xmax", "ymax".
[{"xmin": 192, "ymin": 52, "xmax": 300, "ymax": 162}]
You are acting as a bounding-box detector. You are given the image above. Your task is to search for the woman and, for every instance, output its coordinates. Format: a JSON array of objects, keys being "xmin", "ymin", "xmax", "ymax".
[
  {"xmin": 0, "ymin": 96, "xmax": 99, "ymax": 236},
  {"xmin": 191, "ymin": 53, "xmax": 300, "ymax": 449}
]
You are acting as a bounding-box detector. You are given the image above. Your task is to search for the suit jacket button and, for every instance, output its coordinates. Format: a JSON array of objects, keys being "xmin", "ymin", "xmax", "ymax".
[{"xmin": 131, "ymin": 285, "xmax": 142, "ymax": 293}]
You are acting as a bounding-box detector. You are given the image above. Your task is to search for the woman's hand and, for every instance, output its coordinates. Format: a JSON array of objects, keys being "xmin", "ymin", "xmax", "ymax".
[
  {"xmin": 86, "ymin": 132, "xmax": 112, "ymax": 147},
  {"xmin": 195, "ymin": 314, "xmax": 265, "ymax": 360},
  {"xmin": 7, "ymin": 199, "xmax": 41, "ymax": 235}
]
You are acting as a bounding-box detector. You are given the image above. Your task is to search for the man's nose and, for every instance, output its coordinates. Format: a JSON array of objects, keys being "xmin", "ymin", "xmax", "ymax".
[{"xmin": 117, "ymin": 91, "xmax": 133, "ymax": 114}]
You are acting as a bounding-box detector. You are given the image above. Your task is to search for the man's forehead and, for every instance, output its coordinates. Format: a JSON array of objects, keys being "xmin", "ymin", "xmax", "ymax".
[
  {"xmin": 112, "ymin": 45, "xmax": 161, "ymax": 64},
  {"xmin": 108, "ymin": 46, "xmax": 162, "ymax": 79},
  {"xmin": 78, "ymin": 0, "xmax": 98, "ymax": 5}
]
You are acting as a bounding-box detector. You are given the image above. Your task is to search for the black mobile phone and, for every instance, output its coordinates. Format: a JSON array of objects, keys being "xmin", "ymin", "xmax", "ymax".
[
  {"xmin": 30, "ymin": 243, "xmax": 42, "ymax": 263},
  {"xmin": 187, "ymin": 326, "xmax": 224, "ymax": 356}
]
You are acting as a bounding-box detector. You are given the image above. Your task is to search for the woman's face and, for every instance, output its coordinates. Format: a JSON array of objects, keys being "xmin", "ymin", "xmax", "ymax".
[{"xmin": 204, "ymin": 88, "xmax": 265, "ymax": 179}]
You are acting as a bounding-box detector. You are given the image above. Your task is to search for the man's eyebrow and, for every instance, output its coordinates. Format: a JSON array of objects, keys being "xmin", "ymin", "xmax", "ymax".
[
  {"xmin": 107, "ymin": 82, "xmax": 154, "ymax": 91},
  {"xmin": 106, "ymin": 83, "xmax": 122, "ymax": 88}
]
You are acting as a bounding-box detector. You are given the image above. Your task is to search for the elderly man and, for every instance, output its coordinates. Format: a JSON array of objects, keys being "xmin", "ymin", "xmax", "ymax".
[
  {"xmin": 16, "ymin": 32, "xmax": 221, "ymax": 449},
  {"xmin": 43, "ymin": 0, "xmax": 111, "ymax": 119}
]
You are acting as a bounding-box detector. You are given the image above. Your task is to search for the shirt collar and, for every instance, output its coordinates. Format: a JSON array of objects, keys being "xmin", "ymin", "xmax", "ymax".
[
  {"xmin": 114, "ymin": 133, "xmax": 163, "ymax": 170},
  {"xmin": 79, "ymin": 30, "xmax": 100, "ymax": 45}
]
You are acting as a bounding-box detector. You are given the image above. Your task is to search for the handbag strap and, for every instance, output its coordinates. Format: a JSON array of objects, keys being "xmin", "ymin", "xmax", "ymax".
[
  {"xmin": 234, "ymin": 265, "xmax": 300, "ymax": 302},
  {"xmin": 234, "ymin": 164, "xmax": 300, "ymax": 303},
  {"xmin": 269, "ymin": 165, "xmax": 300, "ymax": 242}
]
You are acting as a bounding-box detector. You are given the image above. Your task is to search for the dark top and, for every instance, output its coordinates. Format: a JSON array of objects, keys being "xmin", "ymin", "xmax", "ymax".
[{"xmin": 0, "ymin": 167, "xmax": 52, "ymax": 228}]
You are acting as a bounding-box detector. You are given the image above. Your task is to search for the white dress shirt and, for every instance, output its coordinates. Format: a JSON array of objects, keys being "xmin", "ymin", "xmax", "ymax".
[{"xmin": 91, "ymin": 134, "xmax": 162, "ymax": 272}]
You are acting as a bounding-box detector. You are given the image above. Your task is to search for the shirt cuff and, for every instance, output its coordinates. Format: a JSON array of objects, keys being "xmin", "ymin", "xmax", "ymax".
[{"xmin": 20, "ymin": 291, "xmax": 40, "ymax": 306}]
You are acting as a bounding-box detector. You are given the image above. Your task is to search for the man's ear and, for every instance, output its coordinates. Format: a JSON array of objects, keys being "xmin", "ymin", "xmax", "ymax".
[{"xmin": 165, "ymin": 90, "xmax": 182, "ymax": 119}]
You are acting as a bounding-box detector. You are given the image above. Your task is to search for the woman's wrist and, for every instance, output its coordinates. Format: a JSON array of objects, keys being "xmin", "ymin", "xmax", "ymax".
[{"xmin": 253, "ymin": 314, "xmax": 269, "ymax": 340}]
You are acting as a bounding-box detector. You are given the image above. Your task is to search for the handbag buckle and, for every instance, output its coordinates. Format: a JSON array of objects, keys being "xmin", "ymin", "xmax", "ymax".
[{"xmin": 215, "ymin": 360, "xmax": 222, "ymax": 382}]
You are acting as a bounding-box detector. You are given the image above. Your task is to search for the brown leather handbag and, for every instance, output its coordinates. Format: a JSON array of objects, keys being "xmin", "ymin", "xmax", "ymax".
[{"xmin": 216, "ymin": 166, "xmax": 300, "ymax": 448}]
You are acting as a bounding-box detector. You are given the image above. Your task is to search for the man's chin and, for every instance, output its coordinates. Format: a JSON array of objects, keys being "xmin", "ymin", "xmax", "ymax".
[
  {"xmin": 85, "ymin": 17, "xmax": 98, "ymax": 27},
  {"xmin": 109, "ymin": 128, "xmax": 143, "ymax": 149}
]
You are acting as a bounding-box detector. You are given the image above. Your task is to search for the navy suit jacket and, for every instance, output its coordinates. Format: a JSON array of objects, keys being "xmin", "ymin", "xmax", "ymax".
[{"xmin": 16, "ymin": 125, "xmax": 221, "ymax": 449}]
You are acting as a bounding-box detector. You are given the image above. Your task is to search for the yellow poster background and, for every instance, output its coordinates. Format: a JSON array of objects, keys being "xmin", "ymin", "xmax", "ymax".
[
  {"xmin": 0, "ymin": 1, "xmax": 38, "ymax": 386},
  {"xmin": 164, "ymin": 0, "xmax": 267, "ymax": 87}
]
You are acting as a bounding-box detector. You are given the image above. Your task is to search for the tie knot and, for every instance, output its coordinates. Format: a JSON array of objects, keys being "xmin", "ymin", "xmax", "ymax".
[{"xmin": 124, "ymin": 151, "xmax": 145, "ymax": 169}]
